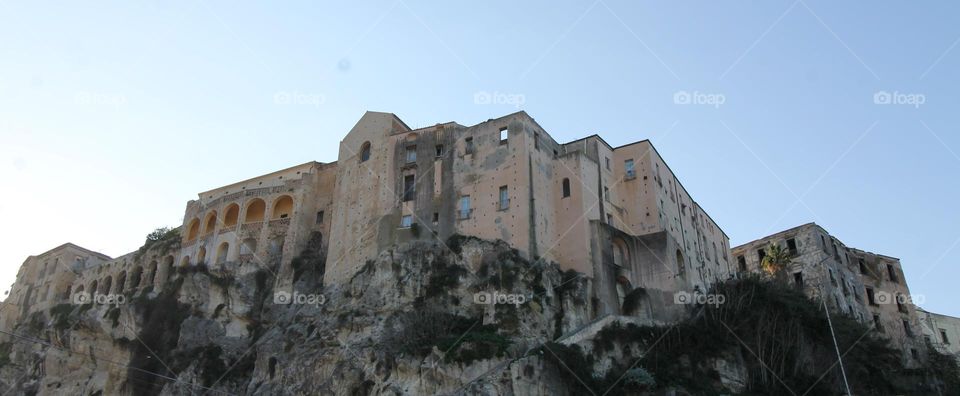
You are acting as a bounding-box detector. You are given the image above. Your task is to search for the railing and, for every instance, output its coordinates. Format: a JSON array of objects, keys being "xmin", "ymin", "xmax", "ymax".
[
  {"xmin": 269, "ymin": 217, "xmax": 291, "ymax": 227},
  {"xmin": 219, "ymin": 225, "xmax": 237, "ymax": 234},
  {"xmin": 241, "ymin": 221, "xmax": 263, "ymax": 232}
]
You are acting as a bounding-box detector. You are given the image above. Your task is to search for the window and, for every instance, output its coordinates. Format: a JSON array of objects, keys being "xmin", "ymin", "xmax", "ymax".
[
  {"xmin": 435, "ymin": 144, "xmax": 444, "ymax": 157},
  {"xmin": 605, "ymin": 157, "xmax": 610, "ymax": 170},
  {"xmin": 866, "ymin": 287, "xmax": 877, "ymax": 305},
  {"xmin": 873, "ymin": 314, "xmax": 884, "ymax": 332},
  {"xmin": 820, "ymin": 235, "xmax": 828, "ymax": 252},
  {"xmin": 793, "ymin": 272, "xmax": 804, "ymax": 289},
  {"xmin": 604, "ymin": 186, "xmax": 610, "ymax": 202},
  {"xmin": 432, "ymin": 212, "xmax": 439, "ymax": 223},
  {"xmin": 606, "ymin": 214, "xmax": 613, "ymax": 225},
  {"xmin": 903, "ymin": 320, "xmax": 914, "ymax": 337},
  {"xmin": 458, "ymin": 196, "xmax": 471, "ymax": 219},
  {"xmin": 887, "ymin": 264, "xmax": 899, "ymax": 283},
  {"xmin": 911, "ymin": 349, "xmax": 919, "ymax": 360},
  {"xmin": 942, "ymin": 329, "xmax": 951, "ymax": 344},
  {"xmin": 499, "ymin": 127, "xmax": 508, "ymax": 144},
  {"xmin": 316, "ymin": 211, "xmax": 324, "ymax": 224},
  {"xmin": 757, "ymin": 248, "xmax": 766, "ymax": 263},
  {"xmin": 858, "ymin": 258, "xmax": 867, "ymax": 274},
  {"xmin": 499, "ymin": 186, "xmax": 510, "ymax": 210},
  {"xmin": 562, "ymin": 178, "xmax": 571, "ymax": 198},
  {"xmin": 737, "ymin": 255, "xmax": 747, "ymax": 272},
  {"xmin": 896, "ymin": 294, "xmax": 907, "ymax": 313},
  {"xmin": 625, "ymin": 159, "xmax": 635, "ymax": 179},
  {"xmin": 534, "ymin": 132, "xmax": 540, "ymax": 149},
  {"xmin": 360, "ymin": 142, "xmax": 371, "ymax": 162},
  {"xmin": 465, "ymin": 137, "xmax": 474, "ymax": 154},
  {"xmin": 786, "ymin": 238, "xmax": 798, "ymax": 255},
  {"xmin": 828, "ymin": 269, "xmax": 837, "ymax": 286},
  {"xmin": 400, "ymin": 215, "xmax": 413, "ymax": 228},
  {"xmin": 403, "ymin": 175, "xmax": 416, "ymax": 202},
  {"xmin": 405, "ymin": 146, "xmax": 417, "ymax": 163}
]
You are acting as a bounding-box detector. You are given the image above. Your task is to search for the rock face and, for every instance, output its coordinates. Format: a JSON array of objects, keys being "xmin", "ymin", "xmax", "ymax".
[{"xmin": 0, "ymin": 237, "xmax": 616, "ymax": 395}]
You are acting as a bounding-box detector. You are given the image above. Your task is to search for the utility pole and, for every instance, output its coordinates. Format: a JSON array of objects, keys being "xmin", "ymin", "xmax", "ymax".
[{"xmin": 820, "ymin": 284, "xmax": 853, "ymax": 395}]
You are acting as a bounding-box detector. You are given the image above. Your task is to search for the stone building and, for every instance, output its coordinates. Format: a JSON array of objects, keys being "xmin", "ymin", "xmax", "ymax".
[
  {"xmin": 917, "ymin": 308, "xmax": 960, "ymax": 360},
  {"xmin": 2, "ymin": 111, "xmax": 732, "ymax": 326},
  {"xmin": 732, "ymin": 223, "xmax": 925, "ymax": 365},
  {"xmin": 326, "ymin": 111, "xmax": 732, "ymax": 320},
  {"xmin": 0, "ymin": 243, "xmax": 110, "ymax": 338}
]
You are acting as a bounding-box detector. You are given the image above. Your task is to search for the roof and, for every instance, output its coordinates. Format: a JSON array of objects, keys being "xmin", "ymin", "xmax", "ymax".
[{"xmin": 33, "ymin": 243, "xmax": 112, "ymax": 261}]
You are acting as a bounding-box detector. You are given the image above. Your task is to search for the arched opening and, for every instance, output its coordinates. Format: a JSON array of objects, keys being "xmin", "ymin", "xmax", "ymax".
[
  {"xmin": 359, "ymin": 141, "xmax": 371, "ymax": 162},
  {"xmin": 180, "ymin": 256, "xmax": 190, "ymax": 267},
  {"xmin": 240, "ymin": 238, "xmax": 258, "ymax": 255},
  {"xmin": 223, "ymin": 203, "xmax": 240, "ymax": 227},
  {"xmin": 163, "ymin": 256, "xmax": 174, "ymax": 282},
  {"xmin": 197, "ymin": 246, "xmax": 207, "ymax": 265},
  {"xmin": 268, "ymin": 357, "xmax": 278, "ymax": 379},
  {"xmin": 216, "ymin": 242, "xmax": 230, "ymax": 264},
  {"xmin": 203, "ymin": 211, "xmax": 217, "ymax": 235},
  {"xmin": 612, "ymin": 238, "xmax": 629, "ymax": 268},
  {"xmin": 245, "ymin": 199, "xmax": 266, "ymax": 223},
  {"xmin": 272, "ymin": 196, "xmax": 294, "ymax": 219},
  {"xmin": 129, "ymin": 266, "xmax": 143, "ymax": 289},
  {"xmin": 115, "ymin": 271, "xmax": 126, "ymax": 293},
  {"xmin": 89, "ymin": 280, "xmax": 98, "ymax": 296},
  {"xmin": 186, "ymin": 218, "xmax": 201, "ymax": 241},
  {"xmin": 100, "ymin": 276, "xmax": 112, "ymax": 295},
  {"xmin": 676, "ymin": 249, "xmax": 686, "ymax": 278},
  {"xmin": 146, "ymin": 260, "xmax": 158, "ymax": 286},
  {"xmin": 562, "ymin": 178, "xmax": 571, "ymax": 198}
]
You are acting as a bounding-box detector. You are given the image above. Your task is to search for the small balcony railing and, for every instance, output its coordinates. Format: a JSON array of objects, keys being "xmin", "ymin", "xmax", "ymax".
[
  {"xmin": 269, "ymin": 217, "xmax": 291, "ymax": 227},
  {"xmin": 241, "ymin": 221, "xmax": 263, "ymax": 232}
]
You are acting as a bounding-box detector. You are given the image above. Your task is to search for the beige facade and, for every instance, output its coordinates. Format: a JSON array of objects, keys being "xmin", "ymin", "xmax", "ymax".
[
  {"xmin": 732, "ymin": 223, "xmax": 926, "ymax": 366},
  {"xmin": 3, "ymin": 111, "xmax": 731, "ymax": 327},
  {"xmin": 918, "ymin": 308, "xmax": 960, "ymax": 360}
]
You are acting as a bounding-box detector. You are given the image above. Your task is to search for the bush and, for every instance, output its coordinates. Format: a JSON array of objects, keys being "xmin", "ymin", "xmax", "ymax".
[{"xmin": 381, "ymin": 310, "xmax": 511, "ymax": 365}]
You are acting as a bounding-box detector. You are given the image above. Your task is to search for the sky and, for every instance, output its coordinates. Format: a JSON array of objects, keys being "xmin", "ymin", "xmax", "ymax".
[{"xmin": 0, "ymin": 1, "xmax": 957, "ymax": 316}]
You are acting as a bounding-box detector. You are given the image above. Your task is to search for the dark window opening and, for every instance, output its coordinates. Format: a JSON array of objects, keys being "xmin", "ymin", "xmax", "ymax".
[
  {"xmin": 605, "ymin": 157, "xmax": 611, "ymax": 170},
  {"xmin": 360, "ymin": 142, "xmax": 371, "ymax": 162},
  {"xmin": 793, "ymin": 272, "xmax": 804, "ymax": 289},
  {"xmin": 911, "ymin": 348, "xmax": 919, "ymax": 359},
  {"xmin": 859, "ymin": 258, "xmax": 867, "ymax": 274},
  {"xmin": 562, "ymin": 178, "xmax": 571, "ymax": 198},
  {"xmin": 941, "ymin": 329, "xmax": 951, "ymax": 344},
  {"xmin": 866, "ymin": 287, "xmax": 877, "ymax": 305},
  {"xmin": 737, "ymin": 255, "xmax": 747, "ymax": 272},
  {"xmin": 534, "ymin": 132, "xmax": 540, "ymax": 149},
  {"xmin": 887, "ymin": 264, "xmax": 899, "ymax": 283},
  {"xmin": 465, "ymin": 137, "xmax": 474, "ymax": 154},
  {"xmin": 757, "ymin": 248, "xmax": 766, "ymax": 263},
  {"xmin": 316, "ymin": 211, "xmax": 324, "ymax": 224},
  {"xmin": 903, "ymin": 320, "xmax": 914, "ymax": 337},
  {"xmin": 873, "ymin": 314, "xmax": 883, "ymax": 332},
  {"xmin": 499, "ymin": 127, "xmax": 508, "ymax": 144},
  {"xmin": 432, "ymin": 212, "xmax": 439, "ymax": 223},
  {"xmin": 403, "ymin": 175, "xmax": 416, "ymax": 202},
  {"xmin": 896, "ymin": 295, "xmax": 908, "ymax": 313},
  {"xmin": 786, "ymin": 238, "xmax": 798, "ymax": 255},
  {"xmin": 435, "ymin": 144, "xmax": 444, "ymax": 157}
]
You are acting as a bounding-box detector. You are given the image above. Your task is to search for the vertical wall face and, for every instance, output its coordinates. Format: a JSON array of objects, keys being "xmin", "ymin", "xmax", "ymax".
[{"xmin": 918, "ymin": 310, "xmax": 960, "ymax": 358}]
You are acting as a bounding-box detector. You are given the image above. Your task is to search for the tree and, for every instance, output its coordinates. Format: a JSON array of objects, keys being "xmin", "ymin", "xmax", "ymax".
[{"xmin": 761, "ymin": 243, "xmax": 793, "ymax": 282}]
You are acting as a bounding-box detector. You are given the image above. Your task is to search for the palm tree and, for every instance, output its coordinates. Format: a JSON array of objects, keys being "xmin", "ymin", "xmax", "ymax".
[{"xmin": 761, "ymin": 243, "xmax": 793, "ymax": 281}]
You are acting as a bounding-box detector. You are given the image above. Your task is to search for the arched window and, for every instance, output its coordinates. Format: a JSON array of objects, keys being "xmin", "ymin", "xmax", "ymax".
[
  {"xmin": 163, "ymin": 256, "xmax": 175, "ymax": 282},
  {"xmin": 562, "ymin": 178, "xmax": 571, "ymax": 198},
  {"xmin": 186, "ymin": 218, "xmax": 200, "ymax": 241},
  {"xmin": 216, "ymin": 242, "xmax": 230, "ymax": 264},
  {"xmin": 203, "ymin": 211, "xmax": 218, "ymax": 235},
  {"xmin": 359, "ymin": 142, "xmax": 371, "ymax": 163},
  {"xmin": 89, "ymin": 280, "xmax": 98, "ymax": 296},
  {"xmin": 612, "ymin": 238, "xmax": 628, "ymax": 268},
  {"xmin": 146, "ymin": 260, "xmax": 158, "ymax": 286},
  {"xmin": 245, "ymin": 199, "xmax": 266, "ymax": 223},
  {"xmin": 180, "ymin": 256, "xmax": 190, "ymax": 267},
  {"xmin": 223, "ymin": 203, "xmax": 240, "ymax": 227},
  {"xmin": 272, "ymin": 196, "xmax": 294, "ymax": 219},
  {"xmin": 197, "ymin": 247, "xmax": 207, "ymax": 265}
]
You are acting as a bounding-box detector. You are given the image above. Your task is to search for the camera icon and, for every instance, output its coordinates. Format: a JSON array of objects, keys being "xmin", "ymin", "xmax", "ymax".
[
  {"xmin": 474, "ymin": 91, "xmax": 492, "ymax": 105},
  {"xmin": 473, "ymin": 292, "xmax": 492, "ymax": 305},
  {"xmin": 674, "ymin": 291, "xmax": 692, "ymax": 305},
  {"xmin": 873, "ymin": 91, "xmax": 892, "ymax": 105},
  {"xmin": 875, "ymin": 290, "xmax": 892, "ymax": 304},
  {"xmin": 673, "ymin": 90, "xmax": 691, "ymax": 105},
  {"xmin": 72, "ymin": 292, "xmax": 91, "ymax": 305},
  {"xmin": 274, "ymin": 291, "xmax": 292, "ymax": 305}
]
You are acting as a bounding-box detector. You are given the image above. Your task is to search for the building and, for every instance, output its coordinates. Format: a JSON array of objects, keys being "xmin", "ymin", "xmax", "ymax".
[
  {"xmin": 917, "ymin": 308, "xmax": 960, "ymax": 360},
  {"xmin": 732, "ymin": 223, "xmax": 925, "ymax": 365},
  {"xmin": 0, "ymin": 243, "xmax": 111, "ymax": 337},
  {"xmin": 2, "ymin": 111, "xmax": 732, "ymax": 326}
]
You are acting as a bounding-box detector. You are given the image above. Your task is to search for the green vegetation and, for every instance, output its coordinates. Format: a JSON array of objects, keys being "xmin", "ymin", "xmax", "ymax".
[
  {"xmin": 134, "ymin": 227, "xmax": 180, "ymax": 261},
  {"xmin": 382, "ymin": 310, "xmax": 511, "ymax": 365},
  {"xmin": 0, "ymin": 342, "xmax": 12, "ymax": 368},
  {"xmin": 290, "ymin": 231, "xmax": 325, "ymax": 285}
]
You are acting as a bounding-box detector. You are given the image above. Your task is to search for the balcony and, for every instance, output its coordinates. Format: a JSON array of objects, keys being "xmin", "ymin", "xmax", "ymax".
[
  {"xmin": 241, "ymin": 221, "xmax": 263, "ymax": 234},
  {"xmin": 269, "ymin": 217, "xmax": 291, "ymax": 228},
  {"xmin": 219, "ymin": 225, "xmax": 237, "ymax": 235}
]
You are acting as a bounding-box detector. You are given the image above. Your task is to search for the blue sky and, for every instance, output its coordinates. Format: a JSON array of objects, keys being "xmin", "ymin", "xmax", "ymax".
[{"xmin": 1, "ymin": 1, "xmax": 957, "ymax": 316}]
